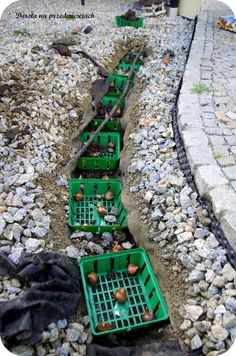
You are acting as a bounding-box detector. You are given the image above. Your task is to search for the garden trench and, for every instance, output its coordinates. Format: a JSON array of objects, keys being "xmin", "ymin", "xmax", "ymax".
[
  {"xmin": 0, "ymin": 26, "xmax": 222, "ymax": 355},
  {"xmin": 56, "ymin": 45, "xmax": 193, "ymax": 350},
  {"xmin": 63, "ymin": 23, "xmax": 236, "ymax": 354},
  {"xmin": 0, "ymin": 1, "xmax": 236, "ymax": 356}
]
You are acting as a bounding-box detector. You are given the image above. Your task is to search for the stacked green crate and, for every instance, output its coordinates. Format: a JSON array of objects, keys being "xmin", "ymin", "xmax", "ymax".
[
  {"xmin": 80, "ymin": 248, "xmax": 168, "ymax": 335},
  {"xmin": 68, "ymin": 179, "xmax": 127, "ymax": 233},
  {"xmin": 69, "ymin": 51, "xmax": 144, "ymax": 233}
]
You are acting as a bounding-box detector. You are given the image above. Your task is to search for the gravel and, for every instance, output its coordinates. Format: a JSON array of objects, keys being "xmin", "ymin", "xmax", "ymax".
[
  {"xmin": 0, "ymin": 0, "xmax": 235, "ymax": 355},
  {"xmin": 122, "ymin": 6, "xmax": 236, "ymax": 354}
]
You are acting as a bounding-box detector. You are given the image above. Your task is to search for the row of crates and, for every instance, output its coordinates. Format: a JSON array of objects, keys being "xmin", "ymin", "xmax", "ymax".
[
  {"xmin": 69, "ymin": 51, "xmax": 145, "ymax": 233},
  {"xmin": 68, "ymin": 51, "xmax": 168, "ymax": 336}
]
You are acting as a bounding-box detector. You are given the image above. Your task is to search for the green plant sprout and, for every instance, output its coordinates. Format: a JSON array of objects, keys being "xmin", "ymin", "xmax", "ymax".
[
  {"xmin": 191, "ymin": 83, "xmax": 213, "ymax": 94},
  {"xmin": 213, "ymin": 150, "xmax": 223, "ymax": 159}
]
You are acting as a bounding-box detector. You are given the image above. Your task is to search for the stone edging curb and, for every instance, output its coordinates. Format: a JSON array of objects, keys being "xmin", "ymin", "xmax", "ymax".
[{"xmin": 177, "ymin": 11, "xmax": 236, "ymax": 251}]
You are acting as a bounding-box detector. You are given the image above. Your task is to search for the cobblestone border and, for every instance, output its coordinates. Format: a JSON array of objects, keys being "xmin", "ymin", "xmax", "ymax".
[{"xmin": 177, "ymin": 8, "xmax": 236, "ymax": 251}]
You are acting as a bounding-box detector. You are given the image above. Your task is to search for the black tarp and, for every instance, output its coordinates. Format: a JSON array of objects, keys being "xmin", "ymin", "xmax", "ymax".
[
  {"xmin": 0, "ymin": 251, "xmax": 81, "ymax": 347},
  {"xmin": 88, "ymin": 342, "xmax": 185, "ymax": 356}
]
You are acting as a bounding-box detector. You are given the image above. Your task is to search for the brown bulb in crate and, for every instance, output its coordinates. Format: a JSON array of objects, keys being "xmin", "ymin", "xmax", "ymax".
[
  {"xmin": 102, "ymin": 175, "xmax": 110, "ymax": 180},
  {"xmin": 142, "ymin": 311, "xmax": 155, "ymax": 322},
  {"xmin": 90, "ymin": 152, "xmax": 100, "ymax": 158},
  {"xmin": 87, "ymin": 272, "xmax": 98, "ymax": 286},
  {"xmin": 97, "ymin": 206, "xmax": 107, "ymax": 217},
  {"xmin": 112, "ymin": 241, "xmax": 123, "ymax": 252},
  {"xmin": 114, "ymin": 288, "xmax": 127, "ymax": 303},
  {"xmin": 104, "ymin": 191, "xmax": 114, "ymax": 201},
  {"xmin": 127, "ymin": 264, "xmax": 139, "ymax": 276},
  {"xmin": 108, "ymin": 142, "xmax": 116, "ymax": 149},
  {"xmin": 96, "ymin": 322, "xmax": 113, "ymax": 332},
  {"xmin": 74, "ymin": 192, "xmax": 83, "ymax": 202}
]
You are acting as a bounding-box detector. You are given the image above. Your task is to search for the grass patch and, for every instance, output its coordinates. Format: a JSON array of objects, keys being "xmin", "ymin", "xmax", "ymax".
[
  {"xmin": 213, "ymin": 150, "xmax": 223, "ymax": 159},
  {"xmin": 13, "ymin": 28, "xmax": 31, "ymax": 36},
  {"xmin": 191, "ymin": 83, "xmax": 213, "ymax": 94}
]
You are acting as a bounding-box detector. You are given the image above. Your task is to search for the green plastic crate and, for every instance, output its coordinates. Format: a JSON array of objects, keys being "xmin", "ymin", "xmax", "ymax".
[
  {"xmin": 80, "ymin": 248, "xmax": 168, "ymax": 335},
  {"xmin": 102, "ymin": 93, "xmax": 125, "ymax": 108},
  {"xmin": 89, "ymin": 117, "xmax": 122, "ymax": 132},
  {"xmin": 68, "ymin": 179, "xmax": 127, "ymax": 233},
  {"xmin": 115, "ymin": 62, "xmax": 142, "ymax": 73},
  {"xmin": 127, "ymin": 51, "xmax": 146, "ymax": 59},
  {"xmin": 115, "ymin": 16, "xmax": 144, "ymax": 28},
  {"xmin": 119, "ymin": 58, "xmax": 144, "ymax": 66},
  {"xmin": 77, "ymin": 132, "xmax": 120, "ymax": 171},
  {"xmin": 108, "ymin": 74, "xmax": 134, "ymax": 91}
]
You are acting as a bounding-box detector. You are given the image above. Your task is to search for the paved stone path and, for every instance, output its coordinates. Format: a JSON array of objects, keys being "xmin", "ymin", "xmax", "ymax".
[{"xmin": 178, "ymin": 0, "xmax": 236, "ymax": 251}]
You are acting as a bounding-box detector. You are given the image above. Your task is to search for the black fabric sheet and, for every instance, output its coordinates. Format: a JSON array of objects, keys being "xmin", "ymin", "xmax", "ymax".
[
  {"xmin": 88, "ymin": 341, "xmax": 185, "ymax": 356},
  {"xmin": 0, "ymin": 252, "xmax": 81, "ymax": 347}
]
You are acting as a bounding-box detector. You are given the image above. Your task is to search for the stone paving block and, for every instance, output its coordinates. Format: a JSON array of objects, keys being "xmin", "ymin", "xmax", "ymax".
[
  {"xmin": 202, "ymin": 113, "xmax": 215, "ymax": 120},
  {"xmin": 194, "ymin": 165, "xmax": 228, "ymax": 197},
  {"xmin": 202, "ymin": 60, "xmax": 212, "ymax": 67},
  {"xmin": 186, "ymin": 146, "xmax": 216, "ymax": 173},
  {"xmin": 214, "ymin": 90, "xmax": 227, "ymax": 97},
  {"xmin": 208, "ymin": 186, "xmax": 236, "ymax": 219},
  {"xmin": 209, "ymin": 135, "xmax": 226, "ymax": 146},
  {"xmin": 178, "ymin": 114, "xmax": 202, "ymax": 130},
  {"xmin": 222, "ymin": 128, "xmax": 233, "ymax": 136},
  {"xmin": 202, "ymin": 54, "xmax": 212, "ymax": 60},
  {"xmin": 215, "ymin": 78, "xmax": 228, "ymax": 84},
  {"xmin": 203, "ymin": 119, "xmax": 218, "ymax": 127},
  {"xmin": 215, "ymin": 111, "xmax": 230, "ymax": 123},
  {"xmin": 199, "ymin": 96, "xmax": 212, "ymax": 105},
  {"xmin": 214, "ymin": 96, "xmax": 229, "ymax": 105},
  {"xmin": 231, "ymin": 181, "xmax": 236, "ymax": 192},
  {"xmin": 217, "ymin": 156, "xmax": 235, "ymax": 167},
  {"xmin": 205, "ymin": 127, "xmax": 223, "ymax": 135},
  {"xmin": 216, "ymin": 104, "xmax": 228, "ymax": 112},
  {"xmin": 201, "ymin": 71, "xmax": 212, "ymax": 80},
  {"xmin": 186, "ymin": 61, "xmax": 201, "ymax": 72},
  {"xmin": 181, "ymin": 82, "xmax": 195, "ymax": 94},
  {"xmin": 227, "ymin": 122, "xmax": 236, "ymax": 130},
  {"xmin": 213, "ymin": 145, "xmax": 229, "ymax": 156},
  {"xmin": 221, "ymin": 210, "xmax": 236, "ymax": 251},
  {"xmin": 225, "ymin": 136, "xmax": 236, "ymax": 146},
  {"xmin": 178, "ymin": 93, "xmax": 198, "ymax": 103},
  {"xmin": 223, "ymin": 167, "xmax": 236, "ymax": 180},
  {"xmin": 218, "ymin": 122, "xmax": 228, "ymax": 129},
  {"xmin": 226, "ymin": 112, "xmax": 236, "ymax": 121},
  {"xmin": 178, "ymin": 94, "xmax": 201, "ymax": 116},
  {"xmin": 201, "ymin": 105, "xmax": 215, "ymax": 113},
  {"xmin": 212, "ymin": 83, "xmax": 223, "ymax": 90},
  {"xmin": 183, "ymin": 70, "xmax": 200, "ymax": 83},
  {"xmin": 182, "ymin": 128, "xmax": 209, "ymax": 148},
  {"xmin": 200, "ymin": 80, "xmax": 212, "ymax": 87}
]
